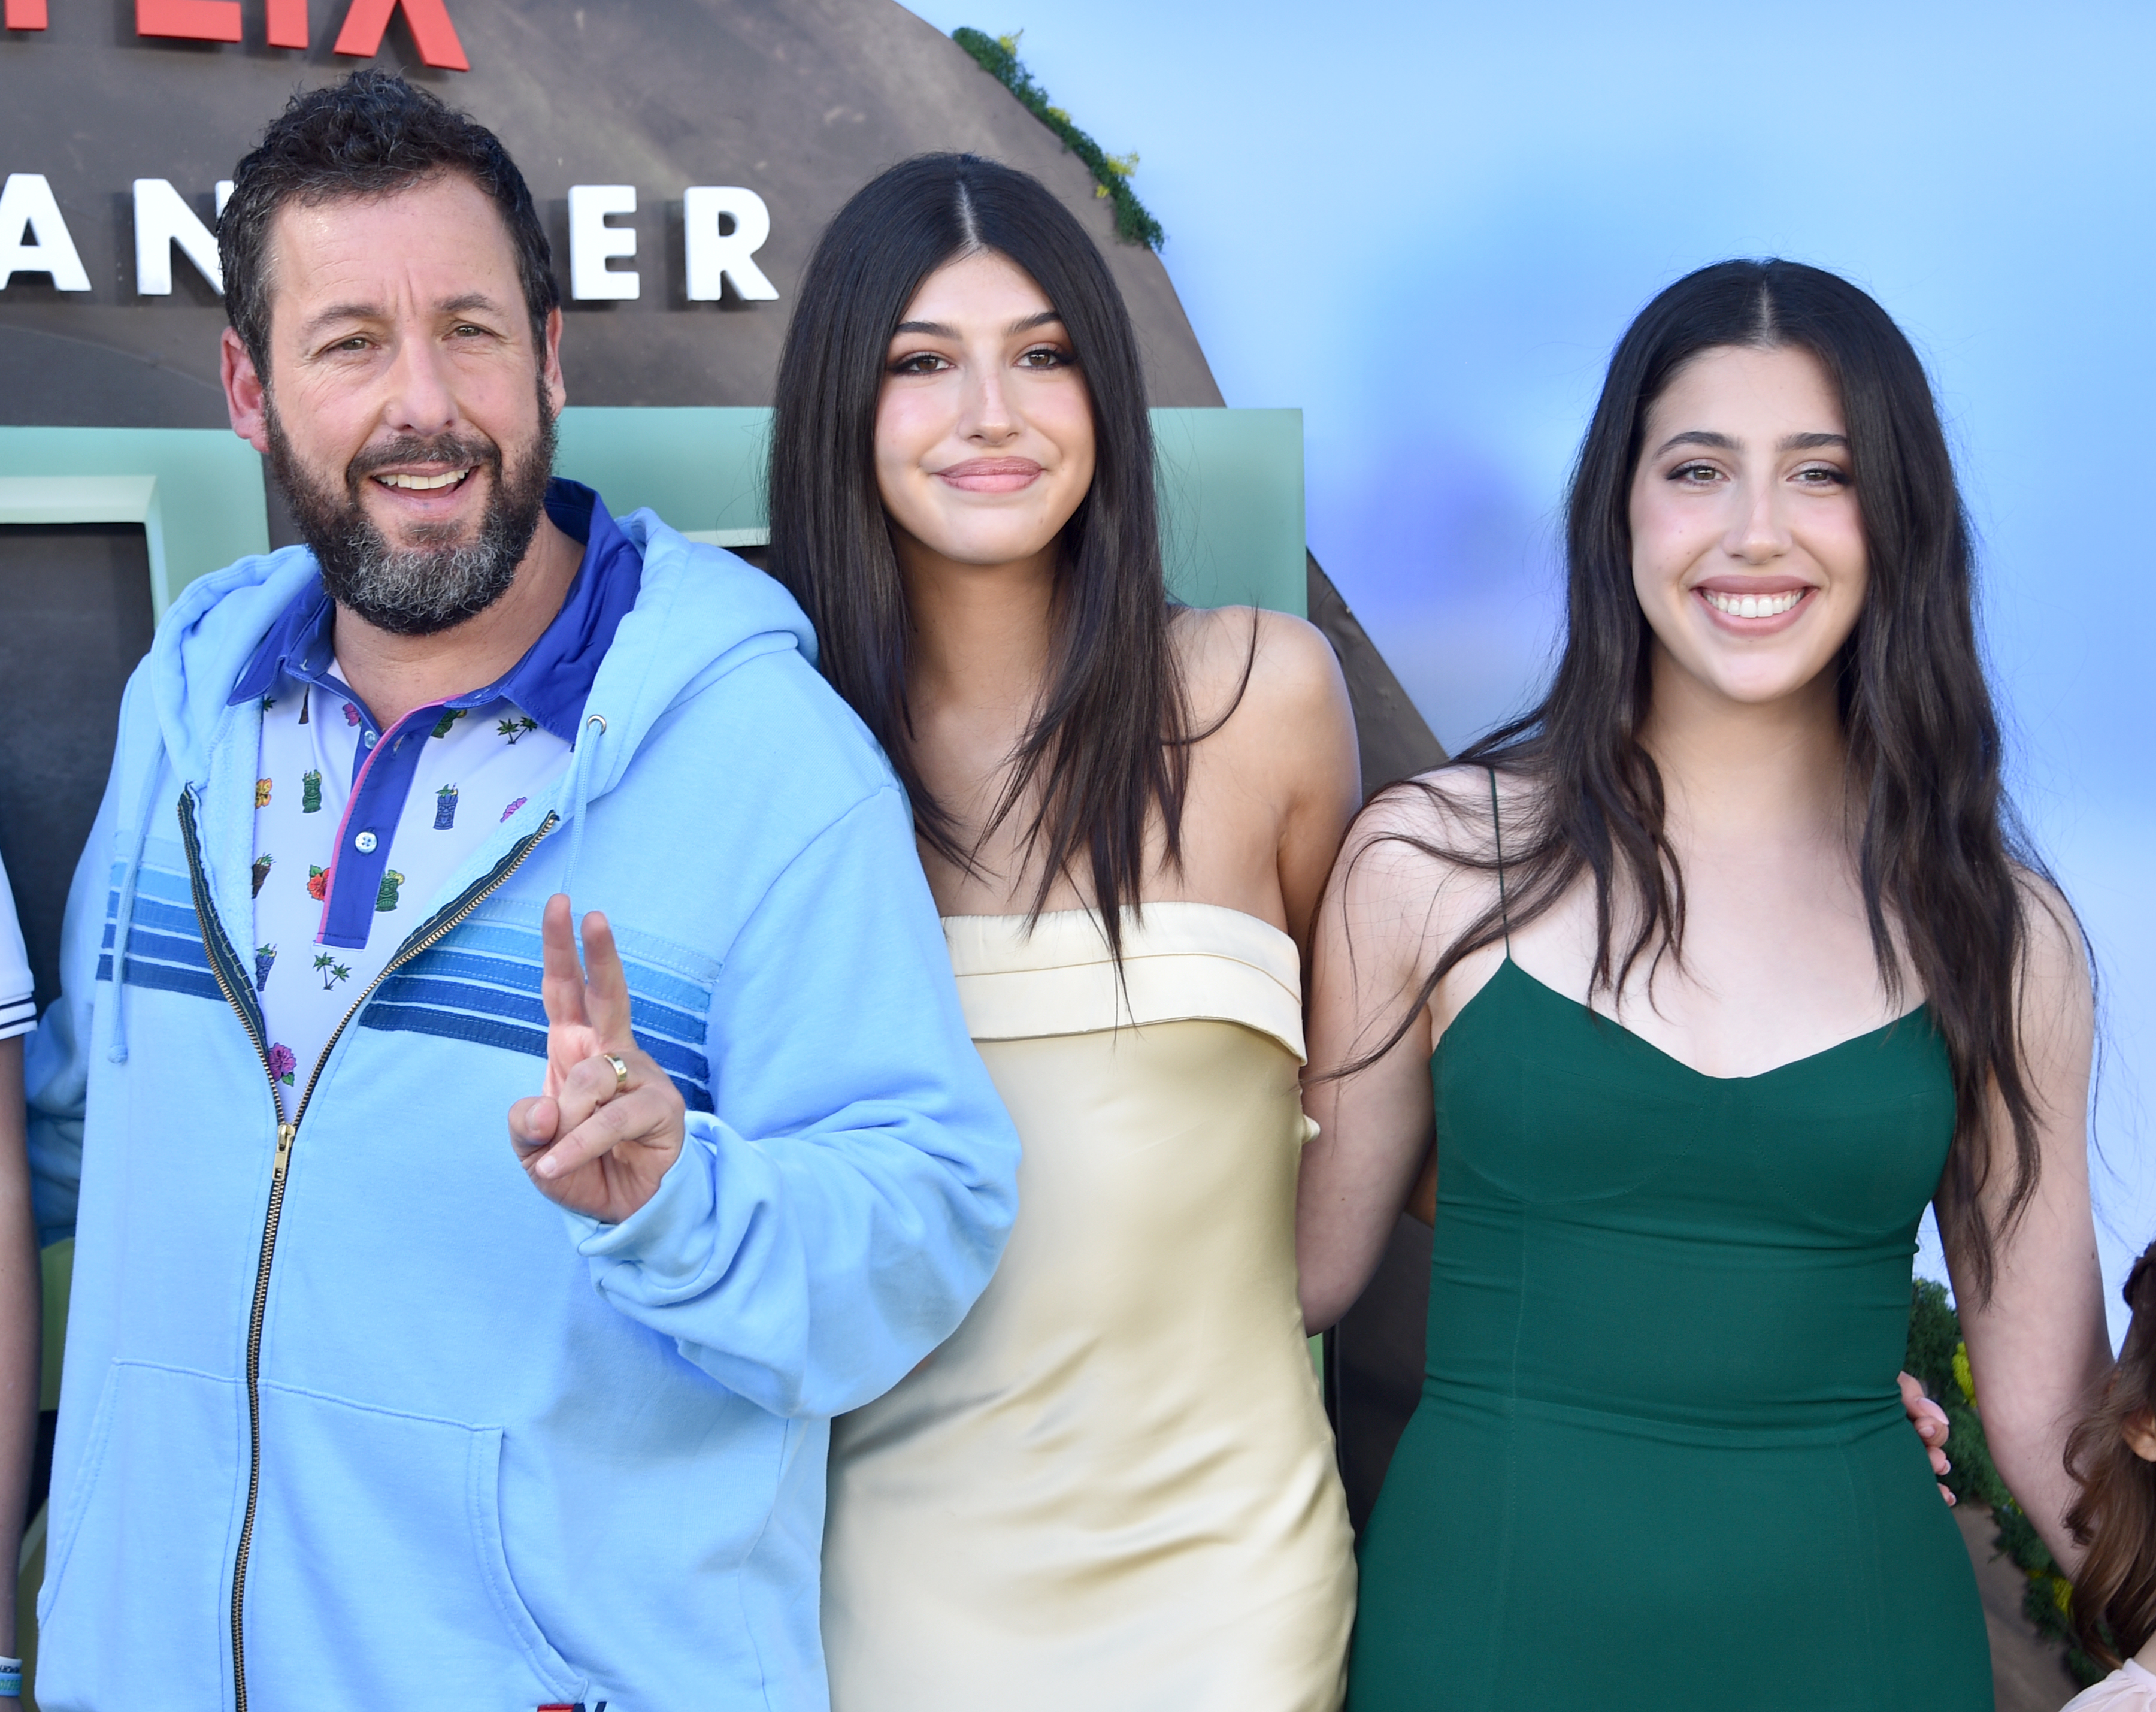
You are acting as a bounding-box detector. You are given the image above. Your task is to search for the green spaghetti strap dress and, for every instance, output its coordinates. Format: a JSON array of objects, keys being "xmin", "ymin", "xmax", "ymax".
[{"xmin": 1346, "ymin": 781, "xmax": 1993, "ymax": 1711}]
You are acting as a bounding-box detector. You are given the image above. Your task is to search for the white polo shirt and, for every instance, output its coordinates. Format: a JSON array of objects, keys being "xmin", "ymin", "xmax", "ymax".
[{"xmin": 250, "ymin": 672, "xmax": 570, "ymax": 1117}]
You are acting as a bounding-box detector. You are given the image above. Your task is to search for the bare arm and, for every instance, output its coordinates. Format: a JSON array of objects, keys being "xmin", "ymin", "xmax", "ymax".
[
  {"xmin": 1947, "ymin": 884, "xmax": 2110, "ymax": 1571},
  {"xmin": 1252, "ymin": 612, "xmax": 1362, "ymax": 951},
  {"xmin": 0, "ymin": 1038, "xmax": 37, "ymax": 1651},
  {"xmin": 1297, "ymin": 778, "xmax": 1502, "ymax": 1330},
  {"xmin": 1183, "ymin": 607, "xmax": 1361, "ymax": 954}
]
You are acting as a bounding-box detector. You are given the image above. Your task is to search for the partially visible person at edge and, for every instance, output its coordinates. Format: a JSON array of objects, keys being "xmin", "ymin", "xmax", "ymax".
[
  {"xmin": 0, "ymin": 855, "xmax": 40, "ymax": 1703},
  {"xmin": 776, "ymin": 155, "xmax": 1361, "ymax": 1710},
  {"xmin": 2058, "ymin": 1237, "xmax": 2156, "ymax": 1709},
  {"xmin": 23, "ymin": 72, "xmax": 1018, "ymax": 1709},
  {"xmin": 1297, "ymin": 259, "xmax": 2107, "ymax": 1710}
]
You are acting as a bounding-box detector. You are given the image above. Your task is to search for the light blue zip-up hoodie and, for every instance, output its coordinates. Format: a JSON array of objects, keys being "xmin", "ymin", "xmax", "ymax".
[{"xmin": 23, "ymin": 507, "xmax": 1021, "ymax": 1711}]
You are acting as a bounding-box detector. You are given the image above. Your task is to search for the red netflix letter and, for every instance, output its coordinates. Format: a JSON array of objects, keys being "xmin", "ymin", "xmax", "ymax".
[
  {"xmin": 266, "ymin": 0, "xmax": 308, "ymax": 47},
  {"xmin": 331, "ymin": 0, "xmax": 467, "ymax": 70},
  {"xmin": 135, "ymin": 0, "xmax": 241, "ymax": 40},
  {"xmin": 4, "ymin": 0, "xmax": 49, "ymax": 31}
]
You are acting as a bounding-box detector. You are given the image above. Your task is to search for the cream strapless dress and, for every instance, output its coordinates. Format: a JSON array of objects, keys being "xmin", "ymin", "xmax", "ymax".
[{"xmin": 822, "ymin": 903, "xmax": 1355, "ymax": 1711}]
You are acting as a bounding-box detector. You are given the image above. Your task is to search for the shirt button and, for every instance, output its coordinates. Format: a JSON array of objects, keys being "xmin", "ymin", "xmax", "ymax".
[
  {"xmin": 355, "ymin": 831, "xmax": 378, "ymax": 854},
  {"xmin": 363, "ymin": 731, "xmax": 377, "ymax": 747}
]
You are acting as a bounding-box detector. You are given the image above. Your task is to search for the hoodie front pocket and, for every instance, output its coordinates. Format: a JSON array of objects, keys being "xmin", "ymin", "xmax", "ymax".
[
  {"xmin": 35, "ymin": 1360, "xmax": 244, "ymax": 1709},
  {"xmin": 240, "ymin": 1382, "xmax": 585, "ymax": 1710}
]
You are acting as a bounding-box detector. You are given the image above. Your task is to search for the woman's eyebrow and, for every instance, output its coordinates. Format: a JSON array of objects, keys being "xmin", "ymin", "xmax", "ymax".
[
  {"xmin": 890, "ymin": 311, "xmax": 1065, "ymax": 338},
  {"xmin": 1653, "ymin": 429, "xmax": 1738, "ymax": 457},
  {"xmin": 1650, "ymin": 429, "xmax": 1849, "ymax": 456}
]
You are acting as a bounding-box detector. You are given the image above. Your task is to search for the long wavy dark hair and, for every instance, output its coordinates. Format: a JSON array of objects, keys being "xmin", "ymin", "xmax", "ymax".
[
  {"xmin": 767, "ymin": 153, "xmax": 1189, "ymax": 959},
  {"xmin": 1346, "ymin": 258, "xmax": 2071, "ymax": 1301},
  {"xmin": 2066, "ymin": 1239, "xmax": 2156, "ymax": 1666}
]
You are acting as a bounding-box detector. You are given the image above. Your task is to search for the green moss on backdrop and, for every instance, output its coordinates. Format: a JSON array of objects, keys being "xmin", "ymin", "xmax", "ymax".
[{"xmin": 953, "ymin": 28, "xmax": 1166, "ymax": 249}]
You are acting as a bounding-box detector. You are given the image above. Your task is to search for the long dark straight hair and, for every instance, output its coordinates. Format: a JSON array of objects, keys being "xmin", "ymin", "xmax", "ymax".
[
  {"xmin": 2066, "ymin": 1239, "xmax": 2156, "ymax": 1667},
  {"xmin": 767, "ymin": 153, "xmax": 1189, "ymax": 959},
  {"xmin": 1350, "ymin": 258, "xmax": 2070, "ymax": 1302}
]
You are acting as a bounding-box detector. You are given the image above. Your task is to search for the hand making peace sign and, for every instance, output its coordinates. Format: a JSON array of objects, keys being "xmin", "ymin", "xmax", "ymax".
[{"xmin": 508, "ymin": 893, "xmax": 687, "ymax": 1223}]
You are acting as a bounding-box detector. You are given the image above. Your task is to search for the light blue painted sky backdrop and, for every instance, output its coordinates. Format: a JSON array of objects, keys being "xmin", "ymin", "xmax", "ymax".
[{"xmin": 904, "ymin": 1, "xmax": 2156, "ymax": 1332}]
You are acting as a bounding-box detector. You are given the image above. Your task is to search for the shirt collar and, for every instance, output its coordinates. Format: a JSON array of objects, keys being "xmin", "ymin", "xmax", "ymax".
[{"xmin": 228, "ymin": 478, "xmax": 641, "ymax": 743}]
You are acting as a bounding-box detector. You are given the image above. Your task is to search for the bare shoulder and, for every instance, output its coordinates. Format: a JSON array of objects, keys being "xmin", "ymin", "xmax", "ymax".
[
  {"xmin": 1174, "ymin": 604, "xmax": 1348, "ymax": 728},
  {"xmin": 2011, "ymin": 863, "xmax": 2095, "ymax": 1023},
  {"xmin": 1318, "ymin": 763, "xmax": 1519, "ymax": 1033},
  {"xmin": 2013, "ymin": 865, "xmax": 2085, "ymax": 953},
  {"xmin": 1338, "ymin": 763, "xmax": 1511, "ymax": 898},
  {"xmin": 1355, "ymin": 761, "xmax": 1515, "ymax": 846}
]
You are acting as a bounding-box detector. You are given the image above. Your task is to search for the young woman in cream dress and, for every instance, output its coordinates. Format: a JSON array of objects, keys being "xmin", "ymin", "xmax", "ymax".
[{"xmin": 765, "ymin": 153, "xmax": 1360, "ymax": 1711}]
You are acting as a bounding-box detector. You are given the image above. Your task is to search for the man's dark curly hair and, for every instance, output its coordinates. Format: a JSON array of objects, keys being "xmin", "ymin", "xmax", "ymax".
[{"xmin": 219, "ymin": 69, "xmax": 558, "ymax": 377}]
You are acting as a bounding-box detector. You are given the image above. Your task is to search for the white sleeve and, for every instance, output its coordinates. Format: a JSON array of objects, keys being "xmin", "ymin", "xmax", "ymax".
[
  {"xmin": 2062, "ymin": 1664, "xmax": 2156, "ymax": 1710},
  {"xmin": 0, "ymin": 848, "xmax": 33, "ymax": 1042}
]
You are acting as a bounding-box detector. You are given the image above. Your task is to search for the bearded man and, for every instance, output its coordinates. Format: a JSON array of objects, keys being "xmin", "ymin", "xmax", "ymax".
[{"xmin": 23, "ymin": 71, "xmax": 1018, "ymax": 1710}]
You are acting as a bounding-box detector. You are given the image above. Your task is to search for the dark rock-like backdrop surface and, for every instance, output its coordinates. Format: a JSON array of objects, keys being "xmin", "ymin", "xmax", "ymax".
[{"xmin": 0, "ymin": 0, "xmax": 1224, "ymax": 424}]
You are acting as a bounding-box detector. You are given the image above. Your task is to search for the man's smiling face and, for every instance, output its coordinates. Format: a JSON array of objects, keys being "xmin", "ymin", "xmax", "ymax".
[{"xmin": 226, "ymin": 171, "xmax": 567, "ymax": 636}]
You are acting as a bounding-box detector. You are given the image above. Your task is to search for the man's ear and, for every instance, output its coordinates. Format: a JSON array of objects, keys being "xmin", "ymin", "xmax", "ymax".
[
  {"xmin": 223, "ymin": 327, "xmax": 272, "ymax": 454},
  {"xmin": 2121, "ymin": 1408, "xmax": 2156, "ymax": 1463},
  {"xmin": 540, "ymin": 306, "xmax": 566, "ymax": 417}
]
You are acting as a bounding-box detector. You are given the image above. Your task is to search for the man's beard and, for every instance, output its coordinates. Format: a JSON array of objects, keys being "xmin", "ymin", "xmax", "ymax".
[{"xmin": 266, "ymin": 384, "xmax": 558, "ymax": 638}]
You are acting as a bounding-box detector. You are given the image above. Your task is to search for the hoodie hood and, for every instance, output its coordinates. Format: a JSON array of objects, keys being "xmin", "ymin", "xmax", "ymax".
[
  {"xmin": 149, "ymin": 494, "xmax": 817, "ymax": 804},
  {"xmin": 567, "ymin": 507, "xmax": 820, "ymax": 806},
  {"xmin": 152, "ymin": 545, "xmax": 322, "ymax": 793}
]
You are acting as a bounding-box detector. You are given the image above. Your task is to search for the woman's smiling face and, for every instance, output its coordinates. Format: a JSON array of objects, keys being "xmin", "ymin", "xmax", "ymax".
[
  {"xmin": 1628, "ymin": 343, "xmax": 1869, "ymax": 709},
  {"xmin": 873, "ymin": 248, "xmax": 1097, "ymax": 575}
]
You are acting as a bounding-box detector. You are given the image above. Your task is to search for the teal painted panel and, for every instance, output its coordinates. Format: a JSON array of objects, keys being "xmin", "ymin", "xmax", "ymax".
[
  {"xmin": 0, "ymin": 427, "xmax": 269, "ymax": 618},
  {"xmin": 554, "ymin": 407, "xmax": 773, "ymax": 539},
  {"xmin": 1152, "ymin": 407, "xmax": 1306, "ymax": 616},
  {"xmin": 554, "ymin": 404, "xmax": 1307, "ymax": 616},
  {"xmin": 0, "ymin": 410, "xmax": 1307, "ymax": 618}
]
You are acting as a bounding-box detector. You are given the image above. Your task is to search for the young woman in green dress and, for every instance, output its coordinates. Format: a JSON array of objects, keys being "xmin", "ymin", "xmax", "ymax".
[{"xmin": 1297, "ymin": 258, "xmax": 2110, "ymax": 1708}]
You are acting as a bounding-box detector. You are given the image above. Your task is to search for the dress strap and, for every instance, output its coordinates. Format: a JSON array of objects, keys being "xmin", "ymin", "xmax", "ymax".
[{"xmin": 1487, "ymin": 767, "xmax": 1512, "ymax": 956}]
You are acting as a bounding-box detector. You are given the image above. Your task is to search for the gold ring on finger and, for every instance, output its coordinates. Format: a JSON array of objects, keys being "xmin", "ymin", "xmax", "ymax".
[{"xmin": 602, "ymin": 1052, "xmax": 629, "ymax": 1095}]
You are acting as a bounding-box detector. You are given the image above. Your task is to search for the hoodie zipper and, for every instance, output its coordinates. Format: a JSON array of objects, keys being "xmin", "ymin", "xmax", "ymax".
[{"xmin": 175, "ymin": 791, "xmax": 558, "ymax": 1712}]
